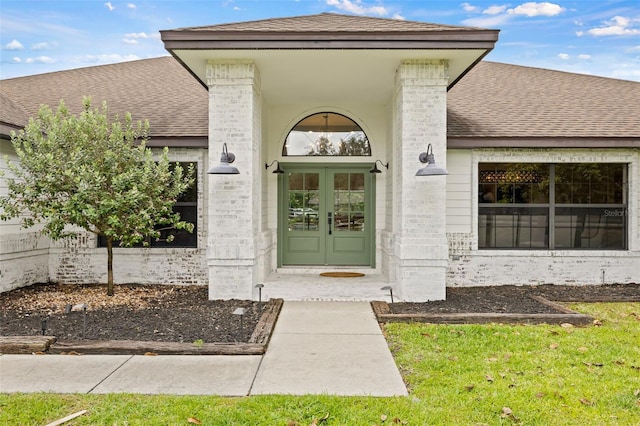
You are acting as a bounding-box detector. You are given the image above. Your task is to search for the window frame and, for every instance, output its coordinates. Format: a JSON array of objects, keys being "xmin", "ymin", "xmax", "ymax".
[
  {"xmin": 282, "ymin": 112, "xmax": 372, "ymax": 157},
  {"xmin": 478, "ymin": 162, "xmax": 628, "ymax": 250},
  {"xmin": 97, "ymin": 161, "xmax": 198, "ymax": 249}
]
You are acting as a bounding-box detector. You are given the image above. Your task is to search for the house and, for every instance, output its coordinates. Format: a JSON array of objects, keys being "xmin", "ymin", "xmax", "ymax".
[{"xmin": 1, "ymin": 13, "xmax": 638, "ymax": 301}]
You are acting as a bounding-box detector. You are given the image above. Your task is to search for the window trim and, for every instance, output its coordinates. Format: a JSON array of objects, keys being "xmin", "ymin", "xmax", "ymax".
[{"xmin": 477, "ymin": 162, "xmax": 628, "ymax": 250}]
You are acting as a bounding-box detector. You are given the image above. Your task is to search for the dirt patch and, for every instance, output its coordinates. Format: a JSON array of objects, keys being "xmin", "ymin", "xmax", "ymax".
[{"xmin": 0, "ymin": 283, "xmax": 262, "ymax": 344}]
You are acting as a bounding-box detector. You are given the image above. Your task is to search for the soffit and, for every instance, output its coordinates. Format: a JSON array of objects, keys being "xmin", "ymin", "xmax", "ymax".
[{"xmin": 170, "ymin": 48, "xmax": 487, "ymax": 105}]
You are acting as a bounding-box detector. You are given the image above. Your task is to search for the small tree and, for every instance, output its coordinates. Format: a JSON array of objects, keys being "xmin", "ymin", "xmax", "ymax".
[{"xmin": 0, "ymin": 98, "xmax": 194, "ymax": 296}]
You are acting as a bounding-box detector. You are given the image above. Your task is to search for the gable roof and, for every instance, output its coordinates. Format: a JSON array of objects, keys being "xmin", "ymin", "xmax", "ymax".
[
  {"xmin": 0, "ymin": 57, "xmax": 208, "ymax": 146},
  {"xmin": 1, "ymin": 56, "xmax": 638, "ymax": 147},
  {"xmin": 448, "ymin": 62, "xmax": 640, "ymax": 147}
]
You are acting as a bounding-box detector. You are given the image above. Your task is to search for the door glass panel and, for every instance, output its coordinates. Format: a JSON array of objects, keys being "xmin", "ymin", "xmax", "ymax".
[
  {"xmin": 288, "ymin": 172, "xmax": 319, "ymax": 231},
  {"xmin": 333, "ymin": 172, "xmax": 366, "ymax": 232},
  {"xmin": 350, "ymin": 173, "xmax": 365, "ymax": 190},
  {"xmin": 334, "ymin": 173, "xmax": 348, "ymax": 190},
  {"xmin": 289, "ymin": 173, "xmax": 303, "ymax": 190}
]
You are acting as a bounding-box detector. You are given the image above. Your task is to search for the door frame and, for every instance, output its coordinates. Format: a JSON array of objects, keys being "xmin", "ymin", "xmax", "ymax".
[{"xmin": 277, "ymin": 162, "xmax": 376, "ymax": 267}]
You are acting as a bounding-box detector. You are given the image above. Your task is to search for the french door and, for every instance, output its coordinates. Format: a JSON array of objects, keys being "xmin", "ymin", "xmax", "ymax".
[{"xmin": 280, "ymin": 165, "xmax": 373, "ymax": 266}]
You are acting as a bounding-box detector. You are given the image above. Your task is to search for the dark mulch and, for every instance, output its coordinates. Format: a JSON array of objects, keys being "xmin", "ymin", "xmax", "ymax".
[
  {"xmin": 0, "ymin": 283, "xmax": 262, "ymax": 344},
  {"xmin": 390, "ymin": 284, "xmax": 640, "ymax": 315},
  {"xmin": 1, "ymin": 283, "xmax": 638, "ymax": 344}
]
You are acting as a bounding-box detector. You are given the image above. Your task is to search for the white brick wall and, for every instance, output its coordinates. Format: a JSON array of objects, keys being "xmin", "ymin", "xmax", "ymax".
[
  {"xmin": 389, "ymin": 59, "xmax": 449, "ymax": 301},
  {"xmin": 446, "ymin": 148, "xmax": 640, "ymax": 287},
  {"xmin": 1, "ymin": 147, "xmax": 208, "ymax": 292},
  {"xmin": 1, "ymin": 141, "xmax": 50, "ymax": 292},
  {"xmin": 206, "ymin": 60, "xmax": 264, "ymax": 300}
]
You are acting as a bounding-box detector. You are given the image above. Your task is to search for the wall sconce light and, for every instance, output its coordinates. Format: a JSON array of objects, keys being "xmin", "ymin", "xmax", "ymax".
[
  {"xmin": 369, "ymin": 160, "xmax": 389, "ymax": 174},
  {"xmin": 207, "ymin": 143, "xmax": 239, "ymax": 174},
  {"xmin": 265, "ymin": 160, "xmax": 284, "ymax": 174},
  {"xmin": 416, "ymin": 144, "xmax": 448, "ymax": 176}
]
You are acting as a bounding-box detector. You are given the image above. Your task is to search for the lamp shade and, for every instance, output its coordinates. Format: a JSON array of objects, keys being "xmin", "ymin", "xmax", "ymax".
[
  {"xmin": 415, "ymin": 146, "xmax": 448, "ymax": 176},
  {"xmin": 208, "ymin": 143, "xmax": 239, "ymax": 174}
]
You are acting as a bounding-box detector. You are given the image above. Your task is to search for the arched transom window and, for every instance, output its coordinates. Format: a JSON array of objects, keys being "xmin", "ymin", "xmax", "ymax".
[{"xmin": 283, "ymin": 112, "xmax": 371, "ymax": 156}]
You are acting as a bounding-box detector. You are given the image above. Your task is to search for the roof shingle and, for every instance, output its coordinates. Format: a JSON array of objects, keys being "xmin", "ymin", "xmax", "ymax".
[
  {"xmin": 448, "ymin": 61, "xmax": 640, "ymax": 139},
  {"xmin": 2, "ymin": 57, "xmax": 639, "ymax": 144},
  {"xmin": 167, "ymin": 12, "xmax": 487, "ymax": 33},
  {"xmin": 0, "ymin": 57, "xmax": 208, "ymax": 139}
]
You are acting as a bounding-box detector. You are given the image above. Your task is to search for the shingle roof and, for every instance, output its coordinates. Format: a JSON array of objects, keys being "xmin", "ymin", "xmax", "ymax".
[
  {"xmin": 0, "ymin": 92, "xmax": 29, "ymax": 129},
  {"xmin": 0, "ymin": 57, "xmax": 208, "ymax": 140},
  {"xmin": 161, "ymin": 12, "xmax": 499, "ymax": 54},
  {"xmin": 169, "ymin": 12, "xmax": 485, "ymax": 33},
  {"xmin": 2, "ymin": 57, "xmax": 639, "ymax": 144},
  {"xmin": 448, "ymin": 61, "xmax": 640, "ymax": 140}
]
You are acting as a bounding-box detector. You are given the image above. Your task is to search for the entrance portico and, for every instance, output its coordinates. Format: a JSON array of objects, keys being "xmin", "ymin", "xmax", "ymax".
[{"xmin": 161, "ymin": 13, "xmax": 498, "ymax": 301}]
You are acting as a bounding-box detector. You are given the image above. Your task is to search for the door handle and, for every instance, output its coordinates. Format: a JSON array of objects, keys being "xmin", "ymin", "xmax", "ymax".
[{"xmin": 327, "ymin": 212, "xmax": 332, "ymax": 235}]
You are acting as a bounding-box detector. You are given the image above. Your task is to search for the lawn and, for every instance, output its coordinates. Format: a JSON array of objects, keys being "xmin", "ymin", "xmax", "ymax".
[{"xmin": 1, "ymin": 303, "xmax": 638, "ymax": 425}]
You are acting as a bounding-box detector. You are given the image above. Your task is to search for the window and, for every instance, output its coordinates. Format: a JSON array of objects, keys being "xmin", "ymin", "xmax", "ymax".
[
  {"xmin": 478, "ymin": 163, "xmax": 627, "ymax": 250},
  {"xmin": 98, "ymin": 162, "xmax": 198, "ymax": 248},
  {"xmin": 283, "ymin": 112, "xmax": 371, "ymax": 156}
]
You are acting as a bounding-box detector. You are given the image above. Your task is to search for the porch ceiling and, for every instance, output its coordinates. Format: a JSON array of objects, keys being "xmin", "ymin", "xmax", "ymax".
[{"xmin": 168, "ymin": 48, "xmax": 488, "ymax": 105}]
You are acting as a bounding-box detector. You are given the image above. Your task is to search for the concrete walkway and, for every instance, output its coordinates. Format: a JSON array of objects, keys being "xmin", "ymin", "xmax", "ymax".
[{"xmin": 0, "ymin": 302, "xmax": 407, "ymax": 396}]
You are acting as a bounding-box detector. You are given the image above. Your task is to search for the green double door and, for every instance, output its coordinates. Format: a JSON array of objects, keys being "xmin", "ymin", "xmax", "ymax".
[{"xmin": 280, "ymin": 165, "xmax": 374, "ymax": 266}]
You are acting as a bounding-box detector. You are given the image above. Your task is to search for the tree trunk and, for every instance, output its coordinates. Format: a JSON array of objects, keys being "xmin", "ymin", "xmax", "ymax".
[{"xmin": 106, "ymin": 237, "xmax": 114, "ymax": 296}]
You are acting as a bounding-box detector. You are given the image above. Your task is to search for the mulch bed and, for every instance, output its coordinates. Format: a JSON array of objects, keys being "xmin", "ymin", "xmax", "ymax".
[
  {"xmin": 0, "ymin": 283, "xmax": 282, "ymax": 355},
  {"xmin": 390, "ymin": 284, "xmax": 640, "ymax": 315},
  {"xmin": 376, "ymin": 284, "xmax": 639, "ymax": 325},
  {"xmin": 1, "ymin": 282, "xmax": 638, "ymax": 353}
]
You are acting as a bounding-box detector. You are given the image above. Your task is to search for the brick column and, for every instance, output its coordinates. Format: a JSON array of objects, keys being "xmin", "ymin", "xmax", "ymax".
[
  {"xmin": 206, "ymin": 60, "xmax": 262, "ymax": 299},
  {"xmin": 392, "ymin": 60, "xmax": 449, "ymax": 301}
]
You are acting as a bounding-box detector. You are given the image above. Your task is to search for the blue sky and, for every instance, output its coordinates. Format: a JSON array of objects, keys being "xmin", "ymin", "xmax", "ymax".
[{"xmin": 1, "ymin": 0, "xmax": 639, "ymax": 81}]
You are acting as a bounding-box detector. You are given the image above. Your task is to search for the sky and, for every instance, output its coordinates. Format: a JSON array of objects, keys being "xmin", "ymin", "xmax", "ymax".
[{"xmin": 1, "ymin": 0, "xmax": 639, "ymax": 81}]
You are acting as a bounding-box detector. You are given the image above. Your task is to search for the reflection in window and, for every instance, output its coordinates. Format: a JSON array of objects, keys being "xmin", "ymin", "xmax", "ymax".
[
  {"xmin": 288, "ymin": 172, "xmax": 319, "ymax": 231},
  {"xmin": 334, "ymin": 173, "xmax": 366, "ymax": 232},
  {"xmin": 283, "ymin": 112, "xmax": 371, "ymax": 156},
  {"xmin": 478, "ymin": 163, "xmax": 627, "ymax": 250}
]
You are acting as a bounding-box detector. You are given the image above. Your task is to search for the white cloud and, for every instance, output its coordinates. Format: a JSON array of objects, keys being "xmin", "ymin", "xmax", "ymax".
[
  {"xmin": 575, "ymin": 30, "xmax": 584, "ymax": 37},
  {"xmin": 25, "ymin": 56, "xmax": 55, "ymax": 64},
  {"xmin": 558, "ymin": 53, "xmax": 591, "ymax": 61},
  {"xmin": 463, "ymin": 2, "xmax": 565, "ymax": 27},
  {"xmin": 462, "ymin": 14, "xmax": 511, "ymax": 27},
  {"xmin": 123, "ymin": 32, "xmax": 159, "ymax": 44},
  {"xmin": 124, "ymin": 32, "xmax": 150, "ymax": 39},
  {"xmin": 508, "ymin": 2, "xmax": 565, "ymax": 17},
  {"xmin": 11, "ymin": 57, "xmax": 22, "ymax": 63},
  {"xmin": 484, "ymin": 5, "xmax": 507, "ymax": 15},
  {"xmin": 105, "ymin": 2, "xmax": 115, "ymax": 12},
  {"xmin": 461, "ymin": 2, "xmax": 480, "ymax": 13},
  {"xmin": 81, "ymin": 53, "xmax": 139, "ymax": 65},
  {"xmin": 587, "ymin": 16, "xmax": 640, "ymax": 36},
  {"xmin": 628, "ymin": 45, "xmax": 640, "ymax": 52},
  {"xmin": 325, "ymin": 0, "xmax": 388, "ymax": 16},
  {"xmin": 392, "ymin": 13, "xmax": 405, "ymax": 20},
  {"xmin": 5, "ymin": 39, "xmax": 24, "ymax": 50},
  {"xmin": 127, "ymin": 3, "xmax": 136, "ymax": 9},
  {"xmin": 31, "ymin": 41, "xmax": 56, "ymax": 50}
]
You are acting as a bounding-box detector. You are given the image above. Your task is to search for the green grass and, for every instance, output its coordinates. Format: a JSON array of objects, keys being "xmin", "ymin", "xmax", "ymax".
[{"xmin": 1, "ymin": 303, "xmax": 638, "ymax": 425}]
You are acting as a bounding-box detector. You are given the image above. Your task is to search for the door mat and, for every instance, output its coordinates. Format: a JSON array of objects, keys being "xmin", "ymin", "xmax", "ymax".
[{"xmin": 320, "ymin": 272, "xmax": 365, "ymax": 278}]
